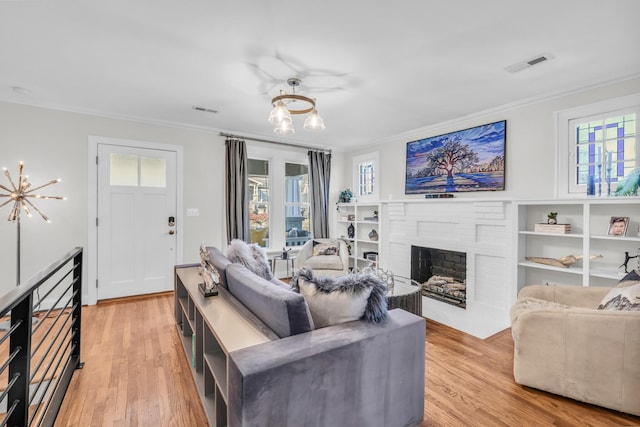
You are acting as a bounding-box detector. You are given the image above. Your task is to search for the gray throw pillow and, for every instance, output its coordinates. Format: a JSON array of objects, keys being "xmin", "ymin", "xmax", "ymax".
[
  {"xmin": 226, "ymin": 239, "xmax": 273, "ymax": 280},
  {"xmin": 312, "ymin": 240, "xmax": 340, "ymax": 256}
]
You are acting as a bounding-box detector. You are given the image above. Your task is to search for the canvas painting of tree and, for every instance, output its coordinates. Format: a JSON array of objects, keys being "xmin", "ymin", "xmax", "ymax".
[{"xmin": 405, "ymin": 120, "xmax": 506, "ymax": 194}]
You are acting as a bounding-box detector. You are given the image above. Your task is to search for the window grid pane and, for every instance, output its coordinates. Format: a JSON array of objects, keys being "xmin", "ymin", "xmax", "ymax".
[
  {"xmin": 285, "ymin": 163, "xmax": 310, "ymax": 247},
  {"xmin": 358, "ymin": 162, "xmax": 374, "ymax": 196},
  {"xmin": 109, "ymin": 154, "xmax": 138, "ymax": 186},
  {"xmin": 140, "ymin": 156, "xmax": 166, "ymax": 187},
  {"xmin": 249, "ymin": 159, "xmax": 269, "ymax": 248},
  {"xmin": 573, "ymin": 114, "xmax": 636, "ymax": 188}
]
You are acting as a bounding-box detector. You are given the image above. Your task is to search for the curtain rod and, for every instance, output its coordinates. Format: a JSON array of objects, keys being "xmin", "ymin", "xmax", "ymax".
[{"xmin": 219, "ymin": 132, "xmax": 331, "ymax": 154}]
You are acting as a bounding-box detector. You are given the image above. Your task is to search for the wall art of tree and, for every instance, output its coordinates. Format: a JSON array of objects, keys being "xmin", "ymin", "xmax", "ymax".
[{"xmin": 405, "ymin": 120, "xmax": 506, "ymax": 194}]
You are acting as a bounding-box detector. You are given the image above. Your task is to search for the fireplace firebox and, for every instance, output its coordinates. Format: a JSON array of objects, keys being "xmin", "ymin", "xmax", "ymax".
[{"xmin": 411, "ymin": 245, "xmax": 466, "ymax": 308}]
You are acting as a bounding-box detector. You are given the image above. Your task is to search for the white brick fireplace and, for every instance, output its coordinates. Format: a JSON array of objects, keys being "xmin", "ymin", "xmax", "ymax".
[{"xmin": 380, "ymin": 200, "xmax": 513, "ymax": 338}]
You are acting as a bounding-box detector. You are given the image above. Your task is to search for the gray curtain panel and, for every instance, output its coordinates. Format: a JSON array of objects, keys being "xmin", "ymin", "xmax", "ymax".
[
  {"xmin": 308, "ymin": 150, "xmax": 332, "ymax": 238},
  {"xmin": 225, "ymin": 138, "xmax": 249, "ymax": 243}
]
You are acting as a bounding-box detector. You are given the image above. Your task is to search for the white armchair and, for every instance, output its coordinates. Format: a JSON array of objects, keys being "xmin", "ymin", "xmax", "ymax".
[
  {"xmin": 511, "ymin": 283, "xmax": 640, "ymax": 416},
  {"xmin": 295, "ymin": 238, "xmax": 350, "ymax": 278}
]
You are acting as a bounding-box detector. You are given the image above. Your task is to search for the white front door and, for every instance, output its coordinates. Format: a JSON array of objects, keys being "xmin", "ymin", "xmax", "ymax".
[{"xmin": 97, "ymin": 144, "xmax": 177, "ymax": 300}]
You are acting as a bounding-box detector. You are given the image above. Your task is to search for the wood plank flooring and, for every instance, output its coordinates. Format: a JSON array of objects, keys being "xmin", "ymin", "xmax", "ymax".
[
  {"xmin": 55, "ymin": 294, "xmax": 639, "ymax": 426},
  {"xmin": 55, "ymin": 294, "xmax": 207, "ymax": 427}
]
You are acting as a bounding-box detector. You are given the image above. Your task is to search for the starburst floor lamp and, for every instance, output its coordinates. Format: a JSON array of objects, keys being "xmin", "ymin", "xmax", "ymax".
[{"xmin": 0, "ymin": 161, "xmax": 65, "ymax": 286}]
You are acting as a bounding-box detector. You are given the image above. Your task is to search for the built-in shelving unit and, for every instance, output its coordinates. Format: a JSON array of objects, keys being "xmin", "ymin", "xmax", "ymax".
[
  {"xmin": 336, "ymin": 202, "xmax": 381, "ymax": 270},
  {"xmin": 514, "ymin": 199, "xmax": 640, "ymax": 291},
  {"xmin": 174, "ymin": 265, "xmax": 273, "ymax": 426}
]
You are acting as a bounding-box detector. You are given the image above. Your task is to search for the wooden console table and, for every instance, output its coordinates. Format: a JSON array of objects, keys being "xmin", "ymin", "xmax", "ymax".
[{"xmin": 174, "ymin": 264, "xmax": 275, "ymax": 426}]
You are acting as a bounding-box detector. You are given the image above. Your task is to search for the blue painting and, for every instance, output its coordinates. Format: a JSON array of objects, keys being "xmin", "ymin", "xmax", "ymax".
[{"xmin": 405, "ymin": 120, "xmax": 506, "ymax": 194}]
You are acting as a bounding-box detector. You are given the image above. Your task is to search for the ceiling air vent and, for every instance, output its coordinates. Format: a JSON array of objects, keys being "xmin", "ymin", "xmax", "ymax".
[
  {"xmin": 505, "ymin": 53, "xmax": 553, "ymax": 73},
  {"xmin": 192, "ymin": 106, "xmax": 218, "ymax": 114}
]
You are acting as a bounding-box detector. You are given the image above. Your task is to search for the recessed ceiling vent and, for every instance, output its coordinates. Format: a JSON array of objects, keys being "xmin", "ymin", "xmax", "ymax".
[
  {"xmin": 505, "ymin": 53, "xmax": 553, "ymax": 73},
  {"xmin": 192, "ymin": 106, "xmax": 218, "ymax": 114}
]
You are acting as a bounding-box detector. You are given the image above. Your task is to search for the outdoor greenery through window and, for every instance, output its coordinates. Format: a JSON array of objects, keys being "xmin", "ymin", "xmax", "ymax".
[
  {"xmin": 249, "ymin": 159, "xmax": 269, "ymax": 247},
  {"xmin": 572, "ymin": 112, "xmax": 637, "ymax": 195},
  {"xmin": 285, "ymin": 163, "xmax": 310, "ymax": 247}
]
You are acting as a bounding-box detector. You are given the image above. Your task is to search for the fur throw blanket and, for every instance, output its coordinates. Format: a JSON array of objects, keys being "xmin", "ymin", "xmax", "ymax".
[
  {"xmin": 291, "ymin": 268, "xmax": 388, "ymax": 324},
  {"xmin": 226, "ymin": 239, "xmax": 273, "ymax": 280}
]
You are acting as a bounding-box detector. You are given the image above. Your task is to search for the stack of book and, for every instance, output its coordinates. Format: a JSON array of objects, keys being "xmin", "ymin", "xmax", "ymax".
[{"xmin": 534, "ymin": 223, "xmax": 571, "ymax": 234}]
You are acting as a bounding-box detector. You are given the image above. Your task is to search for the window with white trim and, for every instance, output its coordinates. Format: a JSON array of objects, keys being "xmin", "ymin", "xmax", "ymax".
[
  {"xmin": 248, "ymin": 159, "xmax": 270, "ymax": 247},
  {"xmin": 352, "ymin": 152, "xmax": 379, "ymax": 201},
  {"xmin": 284, "ymin": 162, "xmax": 310, "ymax": 247},
  {"xmin": 557, "ymin": 94, "xmax": 639, "ymax": 197},
  {"xmin": 571, "ymin": 113, "xmax": 636, "ymax": 195},
  {"xmin": 248, "ymin": 145, "xmax": 310, "ymax": 249}
]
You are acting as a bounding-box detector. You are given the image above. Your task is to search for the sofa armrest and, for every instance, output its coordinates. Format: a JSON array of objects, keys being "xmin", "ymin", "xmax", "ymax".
[
  {"xmin": 228, "ymin": 309, "xmax": 426, "ymax": 427},
  {"xmin": 512, "ymin": 306, "xmax": 640, "ymax": 415},
  {"xmin": 518, "ymin": 284, "xmax": 610, "ymax": 308}
]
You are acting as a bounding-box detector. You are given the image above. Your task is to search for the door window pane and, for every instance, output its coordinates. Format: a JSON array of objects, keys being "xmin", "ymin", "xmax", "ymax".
[
  {"xmin": 110, "ymin": 154, "xmax": 138, "ymax": 186},
  {"xmin": 285, "ymin": 163, "xmax": 310, "ymax": 247},
  {"xmin": 249, "ymin": 159, "xmax": 270, "ymax": 247},
  {"xmin": 140, "ymin": 156, "xmax": 166, "ymax": 187}
]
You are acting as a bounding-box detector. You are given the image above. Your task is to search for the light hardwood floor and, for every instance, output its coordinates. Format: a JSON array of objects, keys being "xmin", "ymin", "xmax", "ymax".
[{"xmin": 56, "ymin": 293, "xmax": 639, "ymax": 427}]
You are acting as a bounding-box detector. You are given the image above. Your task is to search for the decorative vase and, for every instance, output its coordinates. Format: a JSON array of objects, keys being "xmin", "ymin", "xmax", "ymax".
[
  {"xmin": 368, "ymin": 229, "xmax": 378, "ymax": 241},
  {"xmin": 347, "ymin": 223, "xmax": 355, "ymax": 239}
]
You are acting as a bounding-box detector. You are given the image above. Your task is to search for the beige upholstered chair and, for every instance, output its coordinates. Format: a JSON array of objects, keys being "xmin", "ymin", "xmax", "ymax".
[
  {"xmin": 295, "ymin": 238, "xmax": 350, "ymax": 278},
  {"xmin": 510, "ymin": 284, "xmax": 640, "ymax": 416}
]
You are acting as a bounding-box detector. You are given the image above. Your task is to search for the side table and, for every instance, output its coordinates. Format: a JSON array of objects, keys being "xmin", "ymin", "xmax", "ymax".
[
  {"xmin": 270, "ymin": 255, "xmax": 297, "ymax": 278},
  {"xmin": 386, "ymin": 276, "xmax": 423, "ymax": 317}
]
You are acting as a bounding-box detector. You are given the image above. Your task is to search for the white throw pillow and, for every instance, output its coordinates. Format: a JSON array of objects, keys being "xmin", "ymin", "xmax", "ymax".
[
  {"xmin": 597, "ymin": 281, "xmax": 640, "ymax": 311},
  {"xmin": 298, "ymin": 278, "xmax": 373, "ymax": 328}
]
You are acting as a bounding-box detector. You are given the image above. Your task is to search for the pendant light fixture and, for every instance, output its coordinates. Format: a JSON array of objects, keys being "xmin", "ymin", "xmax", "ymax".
[{"xmin": 268, "ymin": 78, "xmax": 326, "ymax": 133}]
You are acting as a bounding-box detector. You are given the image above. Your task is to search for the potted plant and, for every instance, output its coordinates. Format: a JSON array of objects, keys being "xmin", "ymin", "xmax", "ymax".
[
  {"xmin": 373, "ymin": 209, "xmax": 379, "ymax": 220},
  {"xmin": 547, "ymin": 212, "xmax": 558, "ymax": 224},
  {"xmin": 337, "ymin": 189, "xmax": 354, "ymax": 209}
]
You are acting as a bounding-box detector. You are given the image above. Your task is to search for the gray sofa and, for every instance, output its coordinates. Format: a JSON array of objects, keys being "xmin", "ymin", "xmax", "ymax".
[{"xmin": 207, "ymin": 246, "xmax": 426, "ymax": 427}]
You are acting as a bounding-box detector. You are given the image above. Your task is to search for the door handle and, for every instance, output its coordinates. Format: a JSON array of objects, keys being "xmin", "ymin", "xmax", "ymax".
[{"xmin": 168, "ymin": 229, "xmax": 175, "ymax": 235}]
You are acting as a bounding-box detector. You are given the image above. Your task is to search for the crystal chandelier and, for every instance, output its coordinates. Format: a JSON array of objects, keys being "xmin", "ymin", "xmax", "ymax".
[{"xmin": 268, "ymin": 78, "xmax": 326, "ymax": 134}]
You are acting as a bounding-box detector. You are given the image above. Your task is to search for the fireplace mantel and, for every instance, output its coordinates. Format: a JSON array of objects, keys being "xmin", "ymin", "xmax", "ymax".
[{"xmin": 379, "ymin": 200, "xmax": 513, "ymax": 338}]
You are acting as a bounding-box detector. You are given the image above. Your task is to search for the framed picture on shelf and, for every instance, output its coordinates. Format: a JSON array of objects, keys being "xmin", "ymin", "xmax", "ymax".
[
  {"xmin": 364, "ymin": 252, "xmax": 378, "ymax": 267},
  {"xmin": 607, "ymin": 216, "xmax": 629, "ymax": 236}
]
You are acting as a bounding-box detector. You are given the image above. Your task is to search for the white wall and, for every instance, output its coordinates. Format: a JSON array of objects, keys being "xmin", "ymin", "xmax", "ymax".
[
  {"xmin": 344, "ymin": 77, "xmax": 640, "ymax": 201},
  {"xmin": 0, "ymin": 102, "xmax": 226, "ymax": 301}
]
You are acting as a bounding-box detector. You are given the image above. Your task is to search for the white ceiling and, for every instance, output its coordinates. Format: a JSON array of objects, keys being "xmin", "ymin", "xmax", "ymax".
[{"xmin": 1, "ymin": 0, "xmax": 639, "ymax": 151}]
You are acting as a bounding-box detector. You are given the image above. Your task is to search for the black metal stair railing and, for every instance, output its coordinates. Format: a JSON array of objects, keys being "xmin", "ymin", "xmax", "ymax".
[{"xmin": 0, "ymin": 247, "xmax": 83, "ymax": 427}]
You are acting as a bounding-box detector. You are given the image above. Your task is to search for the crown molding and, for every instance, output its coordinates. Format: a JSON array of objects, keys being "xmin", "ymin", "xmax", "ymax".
[{"xmin": 361, "ymin": 72, "xmax": 640, "ymax": 151}]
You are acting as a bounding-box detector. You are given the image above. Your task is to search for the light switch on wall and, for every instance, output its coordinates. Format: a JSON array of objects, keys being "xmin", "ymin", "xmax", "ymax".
[{"xmin": 186, "ymin": 208, "xmax": 199, "ymax": 216}]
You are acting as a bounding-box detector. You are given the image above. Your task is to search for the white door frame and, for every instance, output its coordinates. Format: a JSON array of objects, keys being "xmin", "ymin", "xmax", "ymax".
[{"xmin": 87, "ymin": 136, "xmax": 184, "ymax": 305}]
